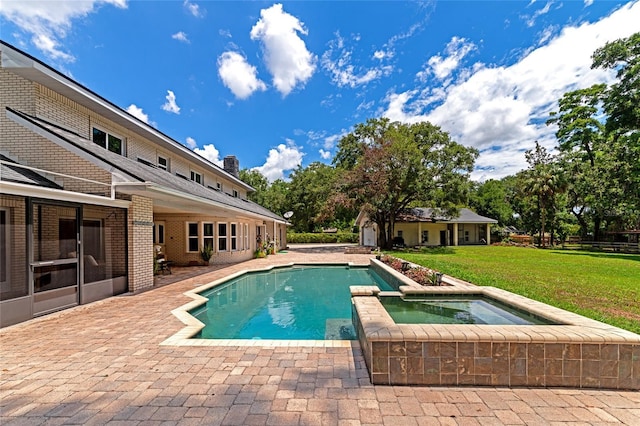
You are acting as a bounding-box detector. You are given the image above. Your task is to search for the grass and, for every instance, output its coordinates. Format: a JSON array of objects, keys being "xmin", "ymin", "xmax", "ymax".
[{"xmin": 390, "ymin": 245, "xmax": 640, "ymax": 334}]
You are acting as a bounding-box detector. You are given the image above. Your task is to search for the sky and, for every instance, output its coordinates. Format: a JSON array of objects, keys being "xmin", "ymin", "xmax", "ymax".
[{"xmin": 1, "ymin": 0, "xmax": 639, "ymax": 183}]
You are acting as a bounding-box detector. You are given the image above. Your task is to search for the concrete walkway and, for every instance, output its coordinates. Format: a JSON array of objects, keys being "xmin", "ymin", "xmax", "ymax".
[{"xmin": 1, "ymin": 245, "xmax": 639, "ymax": 425}]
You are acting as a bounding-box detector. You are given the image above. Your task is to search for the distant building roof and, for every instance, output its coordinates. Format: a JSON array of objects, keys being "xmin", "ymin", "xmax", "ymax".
[{"xmin": 396, "ymin": 208, "xmax": 498, "ymax": 224}]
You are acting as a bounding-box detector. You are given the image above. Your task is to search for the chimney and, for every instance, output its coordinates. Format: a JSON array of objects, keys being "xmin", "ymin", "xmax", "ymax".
[{"xmin": 223, "ymin": 155, "xmax": 239, "ymax": 178}]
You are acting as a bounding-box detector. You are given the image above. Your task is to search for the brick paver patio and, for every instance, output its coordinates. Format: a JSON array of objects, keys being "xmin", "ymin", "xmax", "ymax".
[{"xmin": 2, "ymin": 244, "xmax": 639, "ymax": 425}]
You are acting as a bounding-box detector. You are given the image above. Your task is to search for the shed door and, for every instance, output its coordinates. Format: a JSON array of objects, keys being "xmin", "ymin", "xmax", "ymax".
[{"xmin": 363, "ymin": 227, "xmax": 376, "ymax": 247}]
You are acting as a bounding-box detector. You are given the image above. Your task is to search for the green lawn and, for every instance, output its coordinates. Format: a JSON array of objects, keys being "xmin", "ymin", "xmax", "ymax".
[{"xmin": 390, "ymin": 246, "xmax": 640, "ymax": 334}]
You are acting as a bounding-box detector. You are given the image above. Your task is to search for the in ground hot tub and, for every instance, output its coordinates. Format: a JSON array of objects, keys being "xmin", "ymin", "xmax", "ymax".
[
  {"xmin": 381, "ymin": 294, "xmax": 557, "ymax": 326},
  {"xmin": 351, "ymin": 259, "xmax": 640, "ymax": 389}
]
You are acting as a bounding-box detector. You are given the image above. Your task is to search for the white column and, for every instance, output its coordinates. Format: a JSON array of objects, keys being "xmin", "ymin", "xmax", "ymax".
[
  {"xmin": 486, "ymin": 223, "xmax": 491, "ymax": 245},
  {"xmin": 453, "ymin": 223, "xmax": 459, "ymax": 246}
]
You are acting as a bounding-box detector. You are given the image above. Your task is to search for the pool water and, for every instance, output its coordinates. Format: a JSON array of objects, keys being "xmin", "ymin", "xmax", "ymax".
[
  {"xmin": 381, "ymin": 295, "xmax": 557, "ymax": 325},
  {"xmin": 191, "ymin": 265, "xmax": 393, "ymax": 340}
]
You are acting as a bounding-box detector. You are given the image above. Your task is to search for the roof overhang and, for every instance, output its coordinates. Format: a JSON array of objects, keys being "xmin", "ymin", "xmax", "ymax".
[
  {"xmin": 0, "ymin": 41, "xmax": 253, "ymax": 192},
  {"xmin": 114, "ymin": 182, "xmax": 288, "ymax": 224},
  {"xmin": 0, "ymin": 181, "xmax": 131, "ymax": 209}
]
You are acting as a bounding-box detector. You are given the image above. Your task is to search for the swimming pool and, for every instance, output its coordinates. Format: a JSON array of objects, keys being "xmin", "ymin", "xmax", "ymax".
[
  {"xmin": 381, "ymin": 295, "xmax": 556, "ymax": 325},
  {"xmin": 190, "ymin": 265, "xmax": 393, "ymax": 340}
]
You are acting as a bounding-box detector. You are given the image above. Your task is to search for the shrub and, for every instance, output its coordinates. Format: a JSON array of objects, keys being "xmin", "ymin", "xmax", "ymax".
[
  {"xmin": 379, "ymin": 253, "xmax": 440, "ymax": 286},
  {"xmin": 286, "ymin": 232, "xmax": 358, "ymax": 244}
]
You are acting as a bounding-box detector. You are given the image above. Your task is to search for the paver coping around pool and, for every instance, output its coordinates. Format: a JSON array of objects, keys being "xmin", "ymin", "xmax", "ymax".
[{"xmin": 162, "ymin": 262, "xmax": 362, "ymax": 348}]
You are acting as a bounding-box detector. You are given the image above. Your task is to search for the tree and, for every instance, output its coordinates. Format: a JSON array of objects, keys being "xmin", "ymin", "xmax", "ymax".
[
  {"xmin": 287, "ymin": 162, "xmax": 340, "ymax": 232},
  {"xmin": 239, "ymin": 169, "xmax": 269, "ymax": 206},
  {"xmin": 521, "ymin": 142, "xmax": 565, "ymax": 247},
  {"xmin": 239, "ymin": 169, "xmax": 290, "ymax": 217},
  {"xmin": 468, "ymin": 179, "xmax": 515, "ymax": 226},
  {"xmin": 332, "ymin": 118, "xmax": 477, "ymax": 249},
  {"xmin": 592, "ymin": 32, "xmax": 640, "ymax": 232},
  {"xmin": 546, "ymin": 32, "xmax": 640, "ymax": 238},
  {"xmin": 591, "ymin": 32, "xmax": 640, "ymax": 137}
]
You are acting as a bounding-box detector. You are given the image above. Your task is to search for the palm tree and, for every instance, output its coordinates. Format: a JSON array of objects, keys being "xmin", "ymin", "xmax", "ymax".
[{"xmin": 524, "ymin": 143, "xmax": 564, "ymax": 248}]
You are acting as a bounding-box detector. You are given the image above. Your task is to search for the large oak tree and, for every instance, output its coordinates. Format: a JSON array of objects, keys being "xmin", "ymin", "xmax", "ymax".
[{"xmin": 331, "ymin": 118, "xmax": 477, "ymax": 249}]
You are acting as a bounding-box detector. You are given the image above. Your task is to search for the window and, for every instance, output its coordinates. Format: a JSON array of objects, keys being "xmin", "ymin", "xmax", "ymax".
[
  {"xmin": 153, "ymin": 222, "xmax": 165, "ymax": 245},
  {"xmin": 244, "ymin": 224, "xmax": 249, "ymax": 251},
  {"xmin": 187, "ymin": 222, "xmax": 199, "ymax": 252},
  {"xmin": 232, "ymin": 190, "xmax": 238, "ymax": 198},
  {"xmin": 158, "ymin": 155, "xmax": 169, "ymax": 171},
  {"xmin": 217, "ymin": 182, "xmax": 222, "ymax": 191},
  {"xmin": 203, "ymin": 222, "xmax": 214, "ymax": 251},
  {"xmin": 421, "ymin": 230, "xmax": 429, "ymax": 243},
  {"xmin": 218, "ymin": 223, "xmax": 227, "ymax": 251},
  {"xmin": 397, "ymin": 230, "xmax": 403, "ymax": 238},
  {"xmin": 92, "ymin": 127, "xmax": 123, "ymax": 155},
  {"xmin": 190, "ymin": 171, "xmax": 203, "ymax": 185},
  {"xmin": 231, "ymin": 223, "xmax": 237, "ymax": 251},
  {"xmin": 465, "ymin": 231, "xmax": 469, "ymax": 242}
]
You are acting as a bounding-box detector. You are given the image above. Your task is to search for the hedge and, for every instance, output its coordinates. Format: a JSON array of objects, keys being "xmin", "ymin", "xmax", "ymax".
[{"xmin": 286, "ymin": 232, "xmax": 359, "ymax": 244}]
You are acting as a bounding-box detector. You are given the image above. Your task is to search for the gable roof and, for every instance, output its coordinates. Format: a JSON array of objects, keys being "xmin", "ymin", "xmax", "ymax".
[
  {"xmin": 0, "ymin": 40, "xmax": 253, "ymax": 192},
  {"xmin": 397, "ymin": 208, "xmax": 498, "ymax": 224},
  {"xmin": 7, "ymin": 108, "xmax": 286, "ymax": 223}
]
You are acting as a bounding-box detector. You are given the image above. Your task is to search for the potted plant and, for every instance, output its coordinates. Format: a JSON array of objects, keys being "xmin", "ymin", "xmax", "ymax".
[{"xmin": 200, "ymin": 244, "xmax": 213, "ymax": 264}]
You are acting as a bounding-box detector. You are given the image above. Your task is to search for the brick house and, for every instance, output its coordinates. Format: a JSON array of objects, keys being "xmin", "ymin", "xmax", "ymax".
[{"xmin": 0, "ymin": 41, "xmax": 288, "ymax": 327}]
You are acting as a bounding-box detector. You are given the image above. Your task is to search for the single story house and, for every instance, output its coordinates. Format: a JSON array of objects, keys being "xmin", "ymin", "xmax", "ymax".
[
  {"xmin": 356, "ymin": 207, "xmax": 498, "ymax": 247},
  {"xmin": 0, "ymin": 40, "xmax": 287, "ymax": 327}
]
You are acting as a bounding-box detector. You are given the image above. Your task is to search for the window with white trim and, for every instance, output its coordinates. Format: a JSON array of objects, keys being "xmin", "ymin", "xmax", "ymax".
[
  {"xmin": 203, "ymin": 222, "xmax": 214, "ymax": 251},
  {"xmin": 190, "ymin": 171, "xmax": 203, "ymax": 185},
  {"xmin": 230, "ymin": 223, "xmax": 238, "ymax": 251},
  {"xmin": 232, "ymin": 190, "xmax": 238, "ymax": 198},
  {"xmin": 244, "ymin": 224, "xmax": 249, "ymax": 251},
  {"xmin": 218, "ymin": 223, "xmax": 227, "ymax": 251},
  {"xmin": 92, "ymin": 127, "xmax": 123, "ymax": 155},
  {"xmin": 158, "ymin": 155, "xmax": 169, "ymax": 171},
  {"xmin": 187, "ymin": 222, "xmax": 199, "ymax": 252}
]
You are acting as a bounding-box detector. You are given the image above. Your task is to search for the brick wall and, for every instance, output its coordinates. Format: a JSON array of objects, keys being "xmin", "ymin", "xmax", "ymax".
[
  {"xmin": 128, "ymin": 195, "xmax": 153, "ymax": 292},
  {"xmin": 156, "ymin": 214, "xmax": 260, "ymax": 265}
]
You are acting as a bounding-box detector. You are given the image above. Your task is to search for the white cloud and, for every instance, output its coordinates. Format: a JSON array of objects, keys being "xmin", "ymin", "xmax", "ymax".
[
  {"xmin": 323, "ymin": 134, "xmax": 340, "ymax": 150},
  {"xmin": 217, "ymin": 51, "xmax": 267, "ymax": 99},
  {"xmin": 185, "ymin": 137, "xmax": 197, "ymax": 149},
  {"xmin": 523, "ymin": 0, "xmax": 554, "ymax": 27},
  {"xmin": 319, "ymin": 149, "xmax": 331, "ymax": 160},
  {"xmin": 250, "ymin": 3, "xmax": 316, "ymax": 97},
  {"xmin": 161, "ymin": 90, "xmax": 180, "ymax": 114},
  {"xmin": 172, "ymin": 31, "xmax": 189, "ymax": 43},
  {"xmin": 419, "ymin": 37, "xmax": 476, "ymax": 82},
  {"xmin": 183, "ymin": 0, "xmax": 203, "ymax": 18},
  {"xmin": 0, "ymin": 0, "xmax": 127, "ymax": 61},
  {"xmin": 126, "ymin": 104, "xmax": 153, "ymax": 125},
  {"xmin": 254, "ymin": 141, "xmax": 304, "ymax": 182},
  {"xmin": 194, "ymin": 144, "xmax": 223, "ymax": 167},
  {"xmin": 322, "ymin": 32, "xmax": 393, "ymax": 88},
  {"xmin": 383, "ymin": 0, "xmax": 640, "ymax": 180}
]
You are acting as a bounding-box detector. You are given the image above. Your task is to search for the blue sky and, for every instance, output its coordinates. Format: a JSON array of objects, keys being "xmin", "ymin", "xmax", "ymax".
[{"xmin": 2, "ymin": 1, "xmax": 639, "ymax": 182}]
